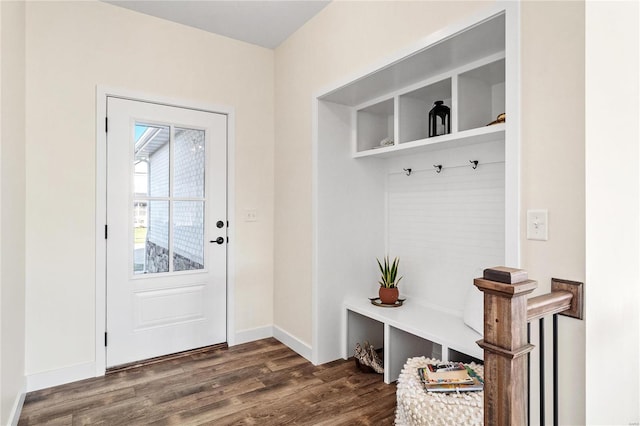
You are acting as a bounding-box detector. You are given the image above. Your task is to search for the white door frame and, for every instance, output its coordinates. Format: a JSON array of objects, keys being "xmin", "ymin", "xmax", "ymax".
[{"xmin": 95, "ymin": 86, "xmax": 236, "ymax": 376}]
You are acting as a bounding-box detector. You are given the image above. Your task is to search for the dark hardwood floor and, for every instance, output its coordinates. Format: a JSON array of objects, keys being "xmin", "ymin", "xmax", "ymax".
[{"xmin": 19, "ymin": 338, "xmax": 397, "ymax": 425}]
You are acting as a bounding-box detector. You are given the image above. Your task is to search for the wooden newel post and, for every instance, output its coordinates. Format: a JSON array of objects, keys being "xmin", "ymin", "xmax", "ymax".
[{"xmin": 474, "ymin": 268, "xmax": 537, "ymax": 426}]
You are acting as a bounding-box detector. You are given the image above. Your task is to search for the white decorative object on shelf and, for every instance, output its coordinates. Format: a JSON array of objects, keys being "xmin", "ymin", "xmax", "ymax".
[
  {"xmin": 463, "ymin": 286, "xmax": 484, "ymax": 335},
  {"xmin": 380, "ymin": 137, "xmax": 394, "ymax": 147}
]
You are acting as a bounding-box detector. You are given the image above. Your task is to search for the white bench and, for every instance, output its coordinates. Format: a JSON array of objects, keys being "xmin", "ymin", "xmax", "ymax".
[{"xmin": 343, "ymin": 297, "xmax": 483, "ymax": 384}]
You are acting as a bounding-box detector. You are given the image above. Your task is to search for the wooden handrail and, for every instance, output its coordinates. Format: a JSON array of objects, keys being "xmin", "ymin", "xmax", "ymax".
[
  {"xmin": 528, "ymin": 278, "xmax": 584, "ymax": 322},
  {"xmin": 527, "ymin": 291, "xmax": 572, "ymax": 322},
  {"xmin": 474, "ymin": 269, "xmax": 584, "ymax": 425}
]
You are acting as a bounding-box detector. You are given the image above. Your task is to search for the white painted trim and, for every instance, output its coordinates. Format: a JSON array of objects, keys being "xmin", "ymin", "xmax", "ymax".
[
  {"xmin": 226, "ymin": 111, "xmax": 236, "ymax": 347},
  {"xmin": 503, "ymin": 0, "xmax": 521, "ymax": 268},
  {"xmin": 8, "ymin": 385, "xmax": 26, "ymax": 426},
  {"xmin": 95, "ymin": 85, "xmax": 236, "ymax": 375},
  {"xmin": 311, "ymin": 97, "xmax": 320, "ymax": 365},
  {"xmin": 95, "ymin": 86, "xmax": 107, "ymax": 377},
  {"xmin": 26, "ymin": 362, "xmax": 96, "ymax": 392},
  {"xmin": 97, "ymin": 86, "xmax": 235, "ymax": 118},
  {"xmin": 233, "ymin": 325, "xmax": 273, "ymax": 346},
  {"xmin": 274, "ymin": 325, "xmax": 313, "ymax": 363}
]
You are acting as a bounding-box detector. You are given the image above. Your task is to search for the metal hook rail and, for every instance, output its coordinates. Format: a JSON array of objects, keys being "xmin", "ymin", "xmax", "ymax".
[{"xmin": 391, "ymin": 159, "xmax": 505, "ymax": 176}]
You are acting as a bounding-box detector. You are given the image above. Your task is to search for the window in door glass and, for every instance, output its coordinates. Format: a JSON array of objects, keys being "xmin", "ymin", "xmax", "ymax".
[
  {"xmin": 173, "ymin": 201, "xmax": 204, "ymax": 271},
  {"xmin": 132, "ymin": 123, "xmax": 207, "ymax": 275},
  {"xmin": 134, "ymin": 124, "xmax": 170, "ymax": 198},
  {"xmin": 174, "ymin": 128, "xmax": 205, "ymax": 198},
  {"xmin": 140, "ymin": 200, "xmax": 169, "ymax": 274}
]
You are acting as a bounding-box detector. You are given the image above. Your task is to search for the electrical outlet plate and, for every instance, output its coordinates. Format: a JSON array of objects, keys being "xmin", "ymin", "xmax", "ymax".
[{"xmin": 527, "ymin": 209, "xmax": 548, "ymax": 241}]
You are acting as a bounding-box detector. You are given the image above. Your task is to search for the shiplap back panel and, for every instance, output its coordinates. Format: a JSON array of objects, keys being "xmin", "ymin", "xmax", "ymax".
[{"xmin": 386, "ymin": 143, "xmax": 504, "ymax": 315}]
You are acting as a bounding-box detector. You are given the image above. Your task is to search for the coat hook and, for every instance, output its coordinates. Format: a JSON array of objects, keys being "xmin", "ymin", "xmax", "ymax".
[
  {"xmin": 470, "ymin": 160, "xmax": 478, "ymax": 170},
  {"xmin": 434, "ymin": 164, "xmax": 442, "ymax": 174},
  {"xmin": 403, "ymin": 168, "xmax": 412, "ymax": 176}
]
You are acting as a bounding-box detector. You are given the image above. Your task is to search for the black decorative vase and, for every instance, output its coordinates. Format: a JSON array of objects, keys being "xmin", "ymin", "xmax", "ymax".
[{"xmin": 428, "ymin": 100, "xmax": 451, "ymax": 137}]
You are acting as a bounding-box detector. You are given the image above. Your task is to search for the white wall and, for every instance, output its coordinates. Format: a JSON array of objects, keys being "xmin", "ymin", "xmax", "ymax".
[
  {"xmin": 275, "ymin": 1, "xmax": 586, "ymax": 424},
  {"xmin": 24, "ymin": 1, "xmax": 274, "ymax": 378},
  {"xmin": 0, "ymin": 0, "xmax": 27, "ymax": 423},
  {"xmin": 385, "ymin": 142, "xmax": 505, "ymax": 313},
  {"xmin": 585, "ymin": 1, "xmax": 639, "ymax": 424}
]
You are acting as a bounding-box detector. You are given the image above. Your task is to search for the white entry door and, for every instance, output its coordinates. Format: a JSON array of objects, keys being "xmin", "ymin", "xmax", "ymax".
[{"xmin": 106, "ymin": 97, "xmax": 227, "ymax": 368}]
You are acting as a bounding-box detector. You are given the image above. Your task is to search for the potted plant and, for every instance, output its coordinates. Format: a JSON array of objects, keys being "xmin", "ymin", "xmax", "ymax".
[{"xmin": 377, "ymin": 256, "xmax": 402, "ymax": 304}]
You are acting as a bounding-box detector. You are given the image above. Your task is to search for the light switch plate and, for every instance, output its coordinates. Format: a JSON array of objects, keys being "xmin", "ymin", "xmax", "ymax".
[
  {"xmin": 527, "ymin": 209, "xmax": 548, "ymax": 241},
  {"xmin": 244, "ymin": 209, "xmax": 257, "ymax": 222}
]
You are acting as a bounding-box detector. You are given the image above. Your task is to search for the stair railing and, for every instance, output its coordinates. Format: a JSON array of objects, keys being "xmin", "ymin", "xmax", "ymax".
[{"xmin": 474, "ymin": 269, "xmax": 583, "ymax": 426}]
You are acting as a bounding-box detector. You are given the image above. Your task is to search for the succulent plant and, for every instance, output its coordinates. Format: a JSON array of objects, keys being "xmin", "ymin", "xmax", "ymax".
[{"xmin": 377, "ymin": 256, "xmax": 402, "ymax": 288}]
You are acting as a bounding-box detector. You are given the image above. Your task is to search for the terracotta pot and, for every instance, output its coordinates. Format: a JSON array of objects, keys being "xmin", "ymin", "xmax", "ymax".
[{"xmin": 379, "ymin": 287, "xmax": 399, "ymax": 304}]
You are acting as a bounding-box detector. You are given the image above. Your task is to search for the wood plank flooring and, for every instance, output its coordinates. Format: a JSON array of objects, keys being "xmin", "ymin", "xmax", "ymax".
[{"xmin": 19, "ymin": 338, "xmax": 397, "ymax": 425}]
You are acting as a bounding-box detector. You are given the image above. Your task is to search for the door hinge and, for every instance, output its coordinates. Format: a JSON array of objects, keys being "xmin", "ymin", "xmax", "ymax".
[
  {"xmin": 104, "ymin": 332, "xmax": 108, "ymax": 347},
  {"xmin": 105, "ymin": 117, "xmax": 108, "ymax": 133},
  {"xmin": 105, "ymin": 224, "xmax": 108, "ymax": 239}
]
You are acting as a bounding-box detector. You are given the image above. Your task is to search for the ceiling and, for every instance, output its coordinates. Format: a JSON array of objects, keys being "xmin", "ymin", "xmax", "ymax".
[{"xmin": 103, "ymin": 0, "xmax": 331, "ymax": 49}]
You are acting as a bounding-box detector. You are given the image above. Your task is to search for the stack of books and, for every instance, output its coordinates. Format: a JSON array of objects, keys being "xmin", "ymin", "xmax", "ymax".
[{"xmin": 417, "ymin": 362, "xmax": 484, "ymax": 393}]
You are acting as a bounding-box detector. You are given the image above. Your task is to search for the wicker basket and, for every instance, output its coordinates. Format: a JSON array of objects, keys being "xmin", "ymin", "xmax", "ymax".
[{"xmin": 354, "ymin": 348, "xmax": 384, "ymax": 374}]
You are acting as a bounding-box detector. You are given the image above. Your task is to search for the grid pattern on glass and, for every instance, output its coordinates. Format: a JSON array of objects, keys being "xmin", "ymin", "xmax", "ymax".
[
  {"xmin": 133, "ymin": 200, "xmax": 148, "ymax": 273},
  {"xmin": 142, "ymin": 200, "xmax": 169, "ymax": 274},
  {"xmin": 133, "ymin": 122, "xmax": 207, "ymax": 275},
  {"xmin": 173, "ymin": 201, "xmax": 204, "ymax": 271},
  {"xmin": 174, "ymin": 128, "xmax": 205, "ymax": 198},
  {"xmin": 134, "ymin": 124, "xmax": 170, "ymax": 198}
]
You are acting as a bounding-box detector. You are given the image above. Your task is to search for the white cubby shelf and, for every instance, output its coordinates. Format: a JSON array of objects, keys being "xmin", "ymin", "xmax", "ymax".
[
  {"xmin": 354, "ymin": 54, "xmax": 506, "ymax": 158},
  {"xmin": 313, "ymin": 6, "xmax": 520, "ymax": 369},
  {"xmin": 344, "ymin": 297, "xmax": 483, "ymax": 384}
]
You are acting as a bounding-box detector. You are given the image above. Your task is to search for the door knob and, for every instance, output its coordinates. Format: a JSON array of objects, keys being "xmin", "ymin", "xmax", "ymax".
[
  {"xmin": 216, "ymin": 220, "xmax": 225, "ymax": 229},
  {"xmin": 210, "ymin": 237, "xmax": 225, "ymax": 245}
]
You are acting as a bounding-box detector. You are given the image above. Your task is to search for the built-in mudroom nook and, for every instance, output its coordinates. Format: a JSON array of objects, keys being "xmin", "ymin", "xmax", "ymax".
[{"xmin": 312, "ymin": 6, "xmax": 520, "ymax": 382}]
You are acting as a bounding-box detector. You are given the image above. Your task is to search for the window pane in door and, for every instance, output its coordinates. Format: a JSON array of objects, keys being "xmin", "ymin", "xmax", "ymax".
[
  {"xmin": 173, "ymin": 128, "xmax": 205, "ymax": 198},
  {"xmin": 173, "ymin": 201, "xmax": 204, "ymax": 271},
  {"xmin": 133, "ymin": 200, "xmax": 148, "ymax": 273},
  {"xmin": 133, "ymin": 161, "xmax": 148, "ymax": 197},
  {"xmin": 139, "ymin": 200, "xmax": 170, "ymax": 274},
  {"xmin": 134, "ymin": 123, "xmax": 170, "ymax": 198}
]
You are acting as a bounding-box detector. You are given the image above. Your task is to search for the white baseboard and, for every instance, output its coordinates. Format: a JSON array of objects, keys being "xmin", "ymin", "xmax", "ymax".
[
  {"xmin": 233, "ymin": 325, "xmax": 274, "ymax": 345},
  {"xmin": 273, "ymin": 325, "xmax": 312, "ymax": 362},
  {"xmin": 8, "ymin": 385, "xmax": 26, "ymax": 426},
  {"xmin": 26, "ymin": 361, "xmax": 96, "ymax": 392},
  {"xmin": 232, "ymin": 325, "xmax": 312, "ymax": 363}
]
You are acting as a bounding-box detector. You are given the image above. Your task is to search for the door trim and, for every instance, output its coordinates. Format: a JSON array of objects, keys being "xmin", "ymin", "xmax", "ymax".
[{"xmin": 95, "ymin": 85, "xmax": 236, "ymax": 376}]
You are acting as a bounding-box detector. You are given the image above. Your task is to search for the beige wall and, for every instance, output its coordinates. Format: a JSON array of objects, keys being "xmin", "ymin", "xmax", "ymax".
[
  {"xmin": 16, "ymin": 0, "xmax": 640, "ymax": 423},
  {"xmin": 585, "ymin": 2, "xmax": 639, "ymax": 424},
  {"xmin": 1, "ymin": 0, "xmax": 27, "ymax": 423},
  {"xmin": 521, "ymin": 3, "xmax": 585, "ymax": 424},
  {"xmin": 521, "ymin": 2, "xmax": 585, "ymax": 290},
  {"xmin": 24, "ymin": 1, "xmax": 274, "ymax": 375},
  {"xmin": 275, "ymin": 1, "xmax": 586, "ymax": 424}
]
